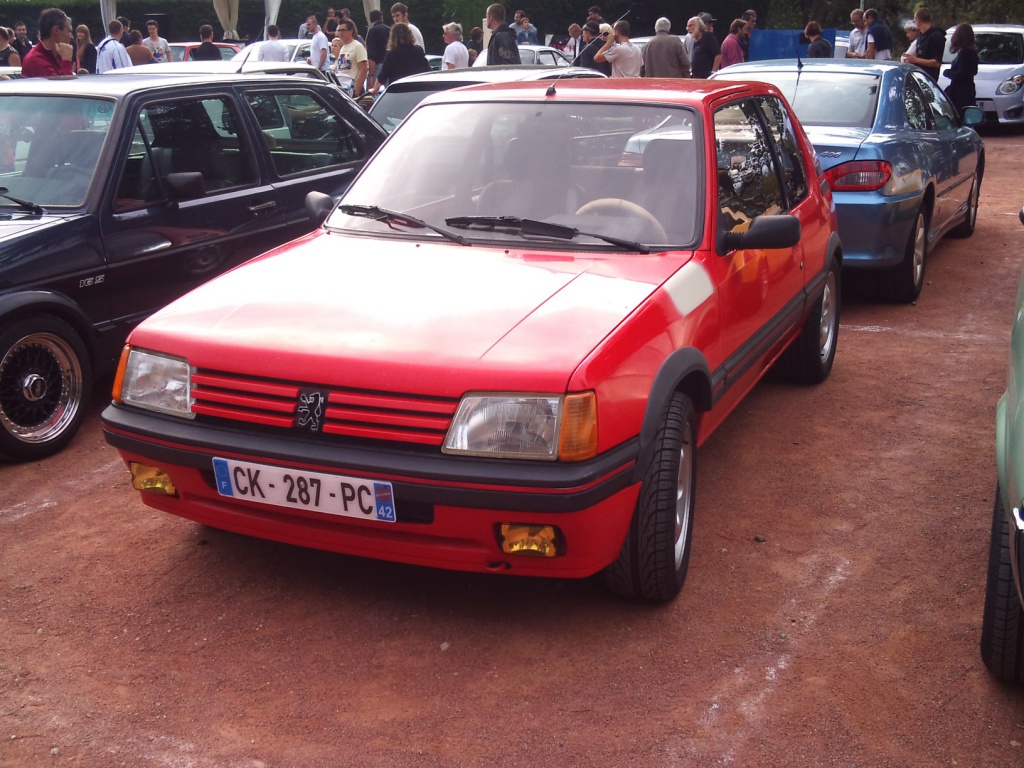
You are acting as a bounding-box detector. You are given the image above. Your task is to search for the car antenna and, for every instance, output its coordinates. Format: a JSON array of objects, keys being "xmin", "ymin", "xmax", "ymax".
[
  {"xmin": 547, "ymin": 10, "xmax": 629, "ymax": 96},
  {"xmin": 791, "ymin": 54, "xmax": 804, "ymax": 107},
  {"xmin": 235, "ymin": 41, "xmax": 257, "ymax": 74}
]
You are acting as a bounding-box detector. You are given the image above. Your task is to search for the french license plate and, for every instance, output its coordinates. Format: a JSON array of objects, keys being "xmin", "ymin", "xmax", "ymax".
[{"xmin": 212, "ymin": 457, "xmax": 396, "ymax": 523}]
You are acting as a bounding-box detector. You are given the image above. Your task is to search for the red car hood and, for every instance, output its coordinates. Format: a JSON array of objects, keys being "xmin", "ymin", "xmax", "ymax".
[{"xmin": 132, "ymin": 233, "xmax": 690, "ymax": 395}]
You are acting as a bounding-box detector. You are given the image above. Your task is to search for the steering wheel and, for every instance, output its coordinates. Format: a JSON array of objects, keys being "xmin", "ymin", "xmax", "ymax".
[{"xmin": 575, "ymin": 198, "xmax": 668, "ymax": 243}]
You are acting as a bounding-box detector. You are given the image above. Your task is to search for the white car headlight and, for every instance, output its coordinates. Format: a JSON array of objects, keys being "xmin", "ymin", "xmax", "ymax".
[
  {"xmin": 998, "ymin": 75, "xmax": 1024, "ymax": 95},
  {"xmin": 443, "ymin": 392, "xmax": 598, "ymax": 461},
  {"xmin": 118, "ymin": 348, "xmax": 194, "ymax": 418}
]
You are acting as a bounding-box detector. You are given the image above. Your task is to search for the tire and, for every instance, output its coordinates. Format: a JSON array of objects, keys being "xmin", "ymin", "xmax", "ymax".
[
  {"xmin": 950, "ymin": 171, "xmax": 980, "ymax": 238},
  {"xmin": 605, "ymin": 392, "xmax": 696, "ymax": 602},
  {"xmin": 885, "ymin": 207, "xmax": 928, "ymax": 303},
  {"xmin": 776, "ymin": 257, "xmax": 840, "ymax": 384},
  {"xmin": 0, "ymin": 315, "xmax": 92, "ymax": 462},
  {"xmin": 980, "ymin": 483, "xmax": 1024, "ymax": 682}
]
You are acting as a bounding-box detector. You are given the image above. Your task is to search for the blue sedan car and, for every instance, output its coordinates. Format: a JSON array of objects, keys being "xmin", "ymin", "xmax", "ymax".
[{"xmin": 714, "ymin": 59, "xmax": 984, "ymax": 302}]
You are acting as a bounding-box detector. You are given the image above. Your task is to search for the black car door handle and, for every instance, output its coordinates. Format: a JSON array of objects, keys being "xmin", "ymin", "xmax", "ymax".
[{"xmin": 248, "ymin": 200, "xmax": 278, "ymax": 214}]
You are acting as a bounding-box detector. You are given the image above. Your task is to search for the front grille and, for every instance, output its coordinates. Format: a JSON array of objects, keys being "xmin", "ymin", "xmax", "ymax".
[{"xmin": 191, "ymin": 369, "xmax": 459, "ymax": 446}]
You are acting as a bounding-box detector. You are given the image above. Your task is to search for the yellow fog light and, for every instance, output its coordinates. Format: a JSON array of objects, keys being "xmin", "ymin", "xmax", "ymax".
[
  {"xmin": 499, "ymin": 523, "xmax": 563, "ymax": 558},
  {"xmin": 130, "ymin": 463, "xmax": 178, "ymax": 496}
]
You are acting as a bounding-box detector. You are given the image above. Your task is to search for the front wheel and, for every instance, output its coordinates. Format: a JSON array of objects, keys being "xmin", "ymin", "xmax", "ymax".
[
  {"xmin": 0, "ymin": 315, "xmax": 92, "ymax": 462},
  {"xmin": 980, "ymin": 484, "xmax": 1024, "ymax": 682},
  {"xmin": 776, "ymin": 257, "xmax": 840, "ymax": 384},
  {"xmin": 605, "ymin": 392, "xmax": 696, "ymax": 602}
]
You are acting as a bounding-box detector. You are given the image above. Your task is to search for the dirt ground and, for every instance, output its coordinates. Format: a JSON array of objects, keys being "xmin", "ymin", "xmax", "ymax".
[{"xmin": 3, "ymin": 129, "xmax": 1024, "ymax": 767}]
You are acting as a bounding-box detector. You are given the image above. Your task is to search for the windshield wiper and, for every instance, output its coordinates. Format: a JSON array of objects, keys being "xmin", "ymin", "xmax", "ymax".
[
  {"xmin": 445, "ymin": 215, "xmax": 650, "ymax": 254},
  {"xmin": 338, "ymin": 204, "xmax": 470, "ymax": 246},
  {"xmin": 0, "ymin": 188, "xmax": 44, "ymax": 215}
]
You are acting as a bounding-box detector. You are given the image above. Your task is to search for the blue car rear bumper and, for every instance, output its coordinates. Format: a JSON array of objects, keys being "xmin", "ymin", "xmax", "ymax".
[{"xmin": 833, "ymin": 189, "xmax": 921, "ymax": 270}]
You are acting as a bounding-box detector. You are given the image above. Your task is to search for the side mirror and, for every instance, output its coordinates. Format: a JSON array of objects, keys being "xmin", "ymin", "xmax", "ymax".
[
  {"xmin": 165, "ymin": 172, "xmax": 206, "ymax": 201},
  {"xmin": 717, "ymin": 214, "xmax": 801, "ymax": 254},
  {"xmin": 962, "ymin": 106, "xmax": 983, "ymax": 126},
  {"xmin": 306, "ymin": 190, "xmax": 334, "ymax": 225}
]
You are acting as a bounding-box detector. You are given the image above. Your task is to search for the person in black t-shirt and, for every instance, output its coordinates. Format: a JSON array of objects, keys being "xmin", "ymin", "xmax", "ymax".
[
  {"xmin": 903, "ymin": 7, "xmax": 945, "ymax": 81},
  {"xmin": 364, "ymin": 9, "xmax": 389, "ymax": 90},
  {"xmin": 192, "ymin": 25, "xmax": 222, "ymax": 61}
]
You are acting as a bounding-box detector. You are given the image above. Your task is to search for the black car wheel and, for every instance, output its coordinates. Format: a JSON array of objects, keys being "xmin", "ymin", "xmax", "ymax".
[
  {"xmin": 776, "ymin": 257, "xmax": 840, "ymax": 384},
  {"xmin": 886, "ymin": 208, "xmax": 928, "ymax": 303},
  {"xmin": 605, "ymin": 392, "xmax": 696, "ymax": 602},
  {"xmin": 0, "ymin": 315, "xmax": 92, "ymax": 462},
  {"xmin": 980, "ymin": 483, "xmax": 1024, "ymax": 682}
]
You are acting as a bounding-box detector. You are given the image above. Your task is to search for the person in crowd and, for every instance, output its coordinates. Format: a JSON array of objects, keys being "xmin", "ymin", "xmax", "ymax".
[
  {"xmin": 903, "ymin": 7, "xmax": 945, "ymax": 81},
  {"xmin": 332, "ymin": 18, "xmax": 367, "ymax": 97},
  {"xmin": 94, "ymin": 18, "xmax": 132, "ymax": 72},
  {"xmin": 642, "ymin": 17, "xmax": 689, "ymax": 78},
  {"xmin": 297, "ymin": 17, "xmax": 314, "ymax": 38},
  {"xmin": 0, "ymin": 27, "xmax": 23, "ymax": 67},
  {"xmin": 74, "ymin": 24, "xmax": 96, "ymax": 72},
  {"xmin": 124, "ymin": 29, "xmax": 153, "ymax": 65},
  {"xmin": 805, "ymin": 21, "xmax": 832, "ymax": 58},
  {"xmin": 944, "ymin": 22, "xmax": 979, "ymax": 118},
  {"xmin": 901, "ymin": 19, "xmax": 919, "ymax": 60},
  {"xmin": 847, "ymin": 9, "xmax": 867, "ymax": 58},
  {"xmin": 485, "ymin": 4, "xmax": 521, "ymax": 65},
  {"xmin": 564, "ymin": 23, "xmax": 582, "ymax": 60},
  {"xmin": 324, "ymin": 8, "xmax": 339, "ymax": 41},
  {"xmin": 12, "ymin": 21, "xmax": 33, "ymax": 58},
  {"xmin": 257, "ymin": 24, "xmax": 288, "ymax": 61},
  {"xmin": 587, "ymin": 6, "xmax": 606, "ymax": 26},
  {"xmin": 21, "ymin": 7, "xmax": 74, "ymax": 77},
  {"xmin": 719, "ymin": 18, "xmax": 747, "ymax": 68},
  {"xmin": 467, "ymin": 26, "xmax": 483, "ymax": 54},
  {"xmin": 116, "ymin": 16, "xmax": 131, "ymax": 46},
  {"xmin": 594, "ymin": 19, "xmax": 642, "ymax": 78},
  {"xmin": 442, "ymin": 23, "xmax": 469, "ymax": 69},
  {"xmin": 390, "ymin": 4, "xmax": 424, "ymax": 50},
  {"xmin": 510, "ymin": 10, "xmax": 536, "ymax": 37},
  {"xmin": 697, "ymin": 12, "xmax": 721, "ymax": 73},
  {"xmin": 686, "ymin": 16, "xmax": 715, "ymax": 78},
  {"xmin": 517, "ymin": 16, "xmax": 538, "ymax": 45},
  {"xmin": 575, "ymin": 20, "xmax": 609, "ymax": 74},
  {"xmin": 739, "ymin": 9, "xmax": 756, "ymax": 61},
  {"xmin": 364, "ymin": 10, "xmax": 389, "ymax": 89},
  {"xmin": 192, "ymin": 24, "xmax": 222, "ymax": 61},
  {"xmin": 142, "ymin": 19, "xmax": 171, "ymax": 63},
  {"xmin": 863, "ymin": 9, "xmax": 892, "ymax": 60},
  {"xmin": 306, "ymin": 12, "xmax": 331, "ymax": 70},
  {"xmin": 369, "ymin": 22, "xmax": 429, "ymax": 94}
]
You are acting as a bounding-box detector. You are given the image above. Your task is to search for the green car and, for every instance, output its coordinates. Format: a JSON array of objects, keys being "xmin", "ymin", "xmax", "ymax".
[{"xmin": 984, "ymin": 205, "xmax": 1024, "ymax": 681}]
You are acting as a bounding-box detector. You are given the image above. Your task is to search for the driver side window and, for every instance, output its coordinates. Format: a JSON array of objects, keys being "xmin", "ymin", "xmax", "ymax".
[{"xmin": 714, "ymin": 100, "xmax": 783, "ymax": 236}]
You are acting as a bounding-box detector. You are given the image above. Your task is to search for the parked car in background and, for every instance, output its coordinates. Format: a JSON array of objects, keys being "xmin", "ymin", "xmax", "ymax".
[
  {"xmin": 103, "ymin": 78, "xmax": 842, "ymax": 603},
  {"xmin": 0, "ymin": 73, "xmax": 386, "ymax": 462},
  {"xmin": 168, "ymin": 41, "xmax": 240, "ymax": 62},
  {"xmin": 232, "ymin": 39, "xmax": 333, "ymax": 68},
  {"xmin": 103, "ymin": 59, "xmax": 334, "ymax": 81},
  {"xmin": 0, "ymin": 66, "xmax": 22, "ymax": 79},
  {"xmin": 714, "ymin": 59, "xmax": 983, "ymax": 302},
  {"xmin": 368, "ymin": 65, "xmax": 606, "ymax": 133},
  {"xmin": 983, "ymin": 204, "xmax": 1024, "ymax": 683},
  {"xmin": 940, "ymin": 24, "xmax": 1024, "ymax": 125},
  {"xmin": 473, "ymin": 45, "xmax": 571, "ymax": 67}
]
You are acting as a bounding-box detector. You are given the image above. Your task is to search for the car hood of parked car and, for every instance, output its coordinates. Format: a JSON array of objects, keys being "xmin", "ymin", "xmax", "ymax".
[
  {"xmin": 129, "ymin": 231, "xmax": 690, "ymax": 394},
  {"xmin": 0, "ymin": 212, "xmax": 82, "ymax": 244}
]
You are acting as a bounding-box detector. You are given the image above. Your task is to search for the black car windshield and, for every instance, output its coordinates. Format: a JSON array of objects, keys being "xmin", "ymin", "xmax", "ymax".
[
  {"xmin": 330, "ymin": 100, "xmax": 702, "ymax": 248},
  {"xmin": 721, "ymin": 71, "xmax": 881, "ymax": 129},
  {"xmin": 0, "ymin": 95, "xmax": 114, "ymax": 207}
]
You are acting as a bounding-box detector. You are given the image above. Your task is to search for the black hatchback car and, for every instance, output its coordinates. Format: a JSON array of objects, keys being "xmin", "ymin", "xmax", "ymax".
[{"xmin": 0, "ymin": 73, "xmax": 386, "ymax": 461}]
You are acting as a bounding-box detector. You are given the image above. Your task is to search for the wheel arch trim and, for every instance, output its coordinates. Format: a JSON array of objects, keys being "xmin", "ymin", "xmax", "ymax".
[{"xmin": 0, "ymin": 291, "xmax": 97, "ymax": 357}]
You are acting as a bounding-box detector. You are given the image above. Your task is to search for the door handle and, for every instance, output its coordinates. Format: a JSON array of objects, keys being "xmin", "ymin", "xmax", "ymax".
[{"xmin": 248, "ymin": 200, "xmax": 278, "ymax": 214}]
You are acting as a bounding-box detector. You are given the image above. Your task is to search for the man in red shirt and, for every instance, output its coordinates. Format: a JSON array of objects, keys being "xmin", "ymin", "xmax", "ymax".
[{"xmin": 21, "ymin": 7, "xmax": 75, "ymax": 77}]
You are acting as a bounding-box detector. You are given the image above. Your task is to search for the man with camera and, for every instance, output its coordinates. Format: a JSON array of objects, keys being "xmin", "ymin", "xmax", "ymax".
[
  {"xmin": 575, "ymin": 21, "xmax": 611, "ymax": 75},
  {"xmin": 594, "ymin": 19, "xmax": 642, "ymax": 78}
]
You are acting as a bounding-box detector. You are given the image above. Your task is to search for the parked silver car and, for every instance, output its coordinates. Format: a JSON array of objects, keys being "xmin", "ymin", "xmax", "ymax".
[{"xmin": 940, "ymin": 24, "xmax": 1024, "ymax": 125}]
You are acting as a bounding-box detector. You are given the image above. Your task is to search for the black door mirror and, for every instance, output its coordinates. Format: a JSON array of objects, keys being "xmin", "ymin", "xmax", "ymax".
[
  {"xmin": 717, "ymin": 214, "xmax": 801, "ymax": 253},
  {"xmin": 306, "ymin": 191, "xmax": 334, "ymax": 225},
  {"xmin": 165, "ymin": 172, "xmax": 206, "ymax": 201}
]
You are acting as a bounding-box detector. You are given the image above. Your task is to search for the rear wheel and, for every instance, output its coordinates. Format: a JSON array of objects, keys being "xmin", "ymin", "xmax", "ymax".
[
  {"xmin": 605, "ymin": 392, "xmax": 696, "ymax": 602},
  {"xmin": 950, "ymin": 171, "xmax": 980, "ymax": 238},
  {"xmin": 0, "ymin": 315, "xmax": 91, "ymax": 462},
  {"xmin": 776, "ymin": 257, "xmax": 840, "ymax": 384},
  {"xmin": 886, "ymin": 208, "xmax": 927, "ymax": 303},
  {"xmin": 980, "ymin": 484, "xmax": 1024, "ymax": 682}
]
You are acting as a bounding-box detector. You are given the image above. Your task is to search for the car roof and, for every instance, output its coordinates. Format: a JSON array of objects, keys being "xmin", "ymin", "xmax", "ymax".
[
  {"xmin": 169, "ymin": 41, "xmax": 238, "ymax": 46},
  {"xmin": 103, "ymin": 60, "xmax": 326, "ymax": 78},
  {"xmin": 415, "ymin": 77, "xmax": 778, "ymax": 108},
  {"xmin": 946, "ymin": 24, "xmax": 1024, "ymax": 33},
  {"xmin": 716, "ymin": 58, "xmax": 905, "ymax": 76},
  {"xmin": 384, "ymin": 65, "xmax": 603, "ymax": 89},
  {"xmin": 0, "ymin": 71, "xmax": 326, "ymax": 98}
]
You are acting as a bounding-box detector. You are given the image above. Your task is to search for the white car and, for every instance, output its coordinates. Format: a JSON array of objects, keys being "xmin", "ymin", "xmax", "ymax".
[
  {"xmin": 232, "ymin": 39, "xmax": 334, "ymax": 68},
  {"xmin": 940, "ymin": 24, "xmax": 1024, "ymax": 124},
  {"xmin": 473, "ymin": 45, "xmax": 571, "ymax": 67}
]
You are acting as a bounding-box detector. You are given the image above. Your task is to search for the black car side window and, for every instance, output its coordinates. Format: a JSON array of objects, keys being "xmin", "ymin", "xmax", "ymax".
[
  {"xmin": 756, "ymin": 96, "xmax": 808, "ymax": 208},
  {"xmin": 714, "ymin": 100, "xmax": 784, "ymax": 235},
  {"xmin": 245, "ymin": 90, "xmax": 365, "ymax": 178},
  {"xmin": 114, "ymin": 96, "xmax": 257, "ymax": 211}
]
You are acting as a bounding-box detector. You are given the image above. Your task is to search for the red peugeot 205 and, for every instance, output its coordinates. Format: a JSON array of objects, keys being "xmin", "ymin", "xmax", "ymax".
[{"xmin": 103, "ymin": 79, "xmax": 842, "ymax": 601}]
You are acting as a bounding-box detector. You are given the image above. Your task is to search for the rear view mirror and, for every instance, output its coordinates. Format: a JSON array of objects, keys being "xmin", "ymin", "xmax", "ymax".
[
  {"xmin": 717, "ymin": 215, "xmax": 801, "ymax": 253},
  {"xmin": 306, "ymin": 191, "xmax": 334, "ymax": 225},
  {"xmin": 962, "ymin": 106, "xmax": 983, "ymax": 126}
]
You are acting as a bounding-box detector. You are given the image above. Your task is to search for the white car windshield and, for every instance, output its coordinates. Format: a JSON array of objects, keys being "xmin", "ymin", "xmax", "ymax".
[
  {"xmin": 330, "ymin": 100, "xmax": 702, "ymax": 248},
  {"xmin": 0, "ymin": 95, "xmax": 114, "ymax": 208}
]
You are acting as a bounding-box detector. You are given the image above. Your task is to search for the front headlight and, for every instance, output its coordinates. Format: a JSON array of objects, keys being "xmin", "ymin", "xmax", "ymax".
[
  {"xmin": 115, "ymin": 347, "xmax": 194, "ymax": 418},
  {"xmin": 442, "ymin": 392, "xmax": 597, "ymax": 461},
  {"xmin": 998, "ymin": 75, "xmax": 1024, "ymax": 95}
]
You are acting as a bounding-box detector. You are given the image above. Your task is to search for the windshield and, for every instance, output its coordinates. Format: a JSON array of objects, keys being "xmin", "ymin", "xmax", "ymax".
[
  {"xmin": 720, "ymin": 71, "xmax": 880, "ymax": 129},
  {"xmin": 0, "ymin": 95, "xmax": 115, "ymax": 207},
  {"xmin": 330, "ymin": 100, "xmax": 702, "ymax": 248}
]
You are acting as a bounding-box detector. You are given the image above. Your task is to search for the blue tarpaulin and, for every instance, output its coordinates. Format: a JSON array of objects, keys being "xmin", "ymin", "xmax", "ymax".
[{"xmin": 748, "ymin": 29, "xmax": 838, "ymax": 60}]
